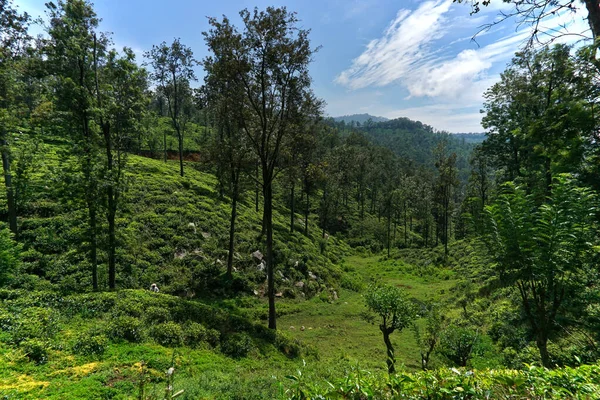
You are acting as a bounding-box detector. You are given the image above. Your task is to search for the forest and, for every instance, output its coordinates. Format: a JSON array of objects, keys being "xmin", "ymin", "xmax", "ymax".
[{"xmin": 1, "ymin": 0, "xmax": 600, "ymax": 398}]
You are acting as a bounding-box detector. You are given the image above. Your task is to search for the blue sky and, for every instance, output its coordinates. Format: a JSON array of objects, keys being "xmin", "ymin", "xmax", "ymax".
[{"xmin": 15, "ymin": 0, "xmax": 591, "ymax": 132}]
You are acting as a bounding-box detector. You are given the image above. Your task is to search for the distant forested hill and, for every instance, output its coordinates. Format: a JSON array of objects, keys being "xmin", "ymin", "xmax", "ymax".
[
  {"xmin": 333, "ymin": 113, "xmax": 389, "ymax": 124},
  {"xmin": 453, "ymin": 132, "xmax": 486, "ymax": 144},
  {"xmin": 329, "ymin": 116, "xmax": 476, "ymax": 183}
]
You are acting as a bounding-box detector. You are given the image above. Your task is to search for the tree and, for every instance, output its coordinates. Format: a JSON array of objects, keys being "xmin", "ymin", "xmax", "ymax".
[
  {"xmin": 204, "ymin": 49, "xmax": 253, "ymax": 279},
  {"xmin": 96, "ymin": 47, "xmax": 149, "ymax": 289},
  {"xmin": 365, "ymin": 284, "xmax": 416, "ymax": 374},
  {"xmin": 434, "ymin": 141, "xmax": 458, "ymax": 258},
  {"xmin": 45, "ymin": 0, "xmax": 106, "ymax": 290},
  {"xmin": 204, "ymin": 7, "xmax": 320, "ymax": 329},
  {"xmin": 145, "ymin": 39, "xmax": 197, "ymax": 177},
  {"xmin": 454, "ymin": 0, "xmax": 600, "ymax": 46},
  {"xmin": 482, "ymin": 45, "xmax": 596, "ymax": 198},
  {"xmin": 438, "ymin": 325, "xmax": 481, "ymax": 367},
  {"xmin": 482, "ymin": 175, "xmax": 597, "ymax": 367},
  {"xmin": 0, "ymin": 0, "xmax": 30, "ymax": 236},
  {"xmin": 412, "ymin": 303, "xmax": 444, "ymax": 370}
]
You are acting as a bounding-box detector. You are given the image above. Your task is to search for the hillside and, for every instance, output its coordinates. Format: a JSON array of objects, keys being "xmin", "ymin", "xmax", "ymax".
[
  {"xmin": 332, "ymin": 113, "xmax": 389, "ymax": 124},
  {"xmin": 6, "ymin": 139, "xmax": 349, "ymax": 295}
]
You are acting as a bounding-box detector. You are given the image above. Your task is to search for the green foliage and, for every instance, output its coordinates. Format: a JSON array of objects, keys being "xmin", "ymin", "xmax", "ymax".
[
  {"xmin": 284, "ymin": 363, "xmax": 600, "ymax": 399},
  {"xmin": 7, "ymin": 306, "xmax": 59, "ymax": 345},
  {"xmin": 482, "ymin": 175, "xmax": 598, "ymax": 366},
  {"xmin": 150, "ymin": 321, "xmax": 183, "ymax": 347},
  {"xmin": 107, "ymin": 315, "xmax": 144, "ymax": 343},
  {"xmin": 0, "ymin": 223, "xmax": 20, "ymax": 284},
  {"xmin": 20, "ymin": 338, "xmax": 50, "ymax": 364},
  {"xmin": 220, "ymin": 332, "xmax": 255, "ymax": 359},
  {"xmin": 182, "ymin": 321, "xmax": 208, "ymax": 348},
  {"xmin": 72, "ymin": 329, "xmax": 108, "ymax": 357},
  {"xmin": 364, "ymin": 284, "xmax": 416, "ymax": 332},
  {"xmin": 438, "ymin": 325, "xmax": 481, "ymax": 367}
]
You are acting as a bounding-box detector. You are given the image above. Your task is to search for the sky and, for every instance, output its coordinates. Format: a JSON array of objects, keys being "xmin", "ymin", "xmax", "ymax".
[{"xmin": 14, "ymin": 0, "xmax": 592, "ymax": 132}]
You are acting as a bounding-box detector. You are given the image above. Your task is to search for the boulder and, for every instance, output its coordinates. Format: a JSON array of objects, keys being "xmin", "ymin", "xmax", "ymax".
[
  {"xmin": 257, "ymin": 260, "xmax": 266, "ymax": 272},
  {"xmin": 275, "ymin": 292, "xmax": 283, "ymax": 298},
  {"xmin": 308, "ymin": 271, "xmax": 317, "ymax": 280},
  {"xmin": 295, "ymin": 281, "xmax": 305, "ymax": 289},
  {"xmin": 252, "ymin": 250, "xmax": 264, "ymax": 262},
  {"xmin": 174, "ymin": 249, "xmax": 187, "ymax": 259},
  {"xmin": 188, "ymin": 222, "xmax": 197, "ymax": 233}
]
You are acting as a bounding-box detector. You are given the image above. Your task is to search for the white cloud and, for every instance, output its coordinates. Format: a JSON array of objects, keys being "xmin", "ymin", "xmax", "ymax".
[
  {"xmin": 335, "ymin": 0, "xmax": 454, "ymax": 90},
  {"xmin": 334, "ymin": 0, "xmax": 592, "ymax": 131}
]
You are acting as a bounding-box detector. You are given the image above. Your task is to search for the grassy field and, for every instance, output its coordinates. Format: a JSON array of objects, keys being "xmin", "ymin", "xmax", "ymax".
[{"xmin": 0, "ymin": 252, "xmax": 463, "ymax": 399}]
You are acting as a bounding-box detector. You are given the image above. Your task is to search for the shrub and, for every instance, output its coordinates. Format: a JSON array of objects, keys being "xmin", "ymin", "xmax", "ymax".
[
  {"xmin": 20, "ymin": 338, "xmax": 49, "ymax": 364},
  {"xmin": 221, "ymin": 332, "xmax": 255, "ymax": 358},
  {"xmin": 205, "ymin": 328, "xmax": 221, "ymax": 347},
  {"xmin": 144, "ymin": 306, "xmax": 171, "ymax": 324},
  {"xmin": 112, "ymin": 298, "xmax": 144, "ymax": 318},
  {"xmin": 275, "ymin": 333, "xmax": 302, "ymax": 358},
  {"xmin": 107, "ymin": 316, "xmax": 144, "ymax": 343},
  {"xmin": 340, "ymin": 274, "xmax": 364, "ymax": 292},
  {"xmin": 150, "ymin": 321, "xmax": 183, "ymax": 347},
  {"xmin": 183, "ymin": 321, "xmax": 207, "ymax": 347},
  {"xmin": 10, "ymin": 307, "xmax": 59, "ymax": 344},
  {"xmin": 72, "ymin": 330, "xmax": 109, "ymax": 357}
]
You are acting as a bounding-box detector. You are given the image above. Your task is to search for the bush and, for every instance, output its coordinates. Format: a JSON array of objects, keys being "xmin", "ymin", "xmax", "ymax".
[
  {"xmin": 340, "ymin": 273, "xmax": 364, "ymax": 292},
  {"xmin": 183, "ymin": 321, "xmax": 207, "ymax": 347},
  {"xmin": 72, "ymin": 330, "xmax": 109, "ymax": 357},
  {"xmin": 275, "ymin": 333, "xmax": 302, "ymax": 358},
  {"xmin": 107, "ymin": 316, "xmax": 144, "ymax": 343},
  {"xmin": 144, "ymin": 306, "xmax": 171, "ymax": 324},
  {"xmin": 10, "ymin": 307, "xmax": 59, "ymax": 345},
  {"xmin": 20, "ymin": 338, "xmax": 49, "ymax": 364},
  {"xmin": 221, "ymin": 332, "xmax": 255, "ymax": 358},
  {"xmin": 150, "ymin": 321, "xmax": 183, "ymax": 347},
  {"xmin": 205, "ymin": 328, "xmax": 220, "ymax": 347}
]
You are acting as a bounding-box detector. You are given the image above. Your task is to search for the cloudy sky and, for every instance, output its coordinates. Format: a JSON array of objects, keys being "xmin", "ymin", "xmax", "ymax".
[{"xmin": 15, "ymin": 0, "xmax": 592, "ymax": 132}]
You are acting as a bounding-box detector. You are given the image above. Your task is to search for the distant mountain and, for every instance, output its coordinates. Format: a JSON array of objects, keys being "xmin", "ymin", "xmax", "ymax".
[
  {"xmin": 333, "ymin": 113, "xmax": 389, "ymax": 124},
  {"xmin": 452, "ymin": 132, "xmax": 486, "ymax": 144}
]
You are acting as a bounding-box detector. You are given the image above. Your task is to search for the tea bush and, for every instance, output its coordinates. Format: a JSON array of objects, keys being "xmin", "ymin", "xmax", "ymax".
[
  {"xmin": 107, "ymin": 315, "xmax": 144, "ymax": 343},
  {"xmin": 150, "ymin": 321, "xmax": 183, "ymax": 347},
  {"xmin": 72, "ymin": 329, "xmax": 109, "ymax": 357}
]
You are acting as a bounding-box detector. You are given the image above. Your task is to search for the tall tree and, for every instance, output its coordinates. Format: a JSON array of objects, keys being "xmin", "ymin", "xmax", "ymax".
[
  {"xmin": 45, "ymin": 0, "xmax": 105, "ymax": 290},
  {"xmin": 482, "ymin": 45, "xmax": 595, "ymax": 197},
  {"xmin": 96, "ymin": 47, "xmax": 148, "ymax": 289},
  {"xmin": 482, "ymin": 175, "xmax": 598, "ymax": 367},
  {"xmin": 434, "ymin": 141, "xmax": 458, "ymax": 258},
  {"xmin": 0, "ymin": 0, "xmax": 30, "ymax": 236},
  {"xmin": 204, "ymin": 7, "xmax": 320, "ymax": 329},
  {"xmin": 204, "ymin": 45, "xmax": 252, "ymax": 279},
  {"xmin": 145, "ymin": 39, "xmax": 197, "ymax": 177}
]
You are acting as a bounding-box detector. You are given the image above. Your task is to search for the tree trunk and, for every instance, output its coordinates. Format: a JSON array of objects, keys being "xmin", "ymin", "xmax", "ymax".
[
  {"xmin": 387, "ymin": 205, "xmax": 391, "ymax": 257},
  {"xmin": 381, "ymin": 327, "xmax": 396, "ymax": 374},
  {"xmin": 1, "ymin": 136, "xmax": 17, "ymax": 236},
  {"xmin": 88, "ymin": 199, "xmax": 98, "ymax": 291},
  {"xmin": 537, "ymin": 334, "xmax": 551, "ymax": 368},
  {"xmin": 178, "ymin": 131, "xmax": 184, "ymax": 177},
  {"xmin": 290, "ymin": 182, "xmax": 295, "ymax": 233},
  {"xmin": 304, "ymin": 189, "xmax": 309, "ymax": 236},
  {"xmin": 404, "ymin": 200, "xmax": 408, "ymax": 247},
  {"xmin": 584, "ymin": 0, "xmax": 600, "ymax": 40},
  {"xmin": 163, "ymin": 130, "xmax": 167, "ymax": 163},
  {"xmin": 226, "ymin": 172, "xmax": 239, "ymax": 280},
  {"xmin": 255, "ymin": 160, "xmax": 259, "ymax": 212},
  {"xmin": 264, "ymin": 178, "xmax": 276, "ymax": 330}
]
